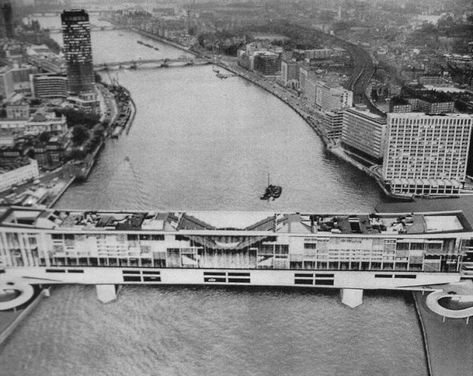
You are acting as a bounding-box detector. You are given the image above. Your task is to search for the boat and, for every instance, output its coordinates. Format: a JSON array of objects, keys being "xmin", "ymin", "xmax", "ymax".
[{"xmin": 260, "ymin": 174, "xmax": 282, "ymax": 200}]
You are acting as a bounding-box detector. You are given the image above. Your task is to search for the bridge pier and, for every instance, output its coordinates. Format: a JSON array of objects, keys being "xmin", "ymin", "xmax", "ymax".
[
  {"xmin": 96, "ymin": 284, "xmax": 117, "ymax": 303},
  {"xmin": 340, "ymin": 288, "xmax": 364, "ymax": 308}
]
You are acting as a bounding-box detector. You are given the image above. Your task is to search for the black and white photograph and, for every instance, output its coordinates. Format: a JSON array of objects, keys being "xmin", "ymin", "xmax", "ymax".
[{"xmin": 1, "ymin": 0, "xmax": 473, "ymax": 375}]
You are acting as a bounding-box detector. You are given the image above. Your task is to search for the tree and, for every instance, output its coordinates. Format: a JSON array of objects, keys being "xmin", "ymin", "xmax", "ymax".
[
  {"xmin": 72, "ymin": 125, "xmax": 89, "ymax": 146},
  {"xmin": 100, "ymin": 119, "xmax": 110, "ymax": 128},
  {"xmin": 56, "ymin": 108, "xmax": 100, "ymax": 129},
  {"xmin": 68, "ymin": 148, "xmax": 87, "ymax": 161},
  {"xmin": 39, "ymin": 131, "xmax": 50, "ymax": 144},
  {"xmin": 93, "ymin": 125, "xmax": 106, "ymax": 137}
]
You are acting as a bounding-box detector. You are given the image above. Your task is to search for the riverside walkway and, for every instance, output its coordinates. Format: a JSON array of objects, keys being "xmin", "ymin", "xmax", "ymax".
[
  {"xmin": 0, "ymin": 280, "xmax": 34, "ymax": 311},
  {"xmin": 414, "ymin": 290, "xmax": 473, "ymax": 376},
  {"xmin": 425, "ymin": 282, "xmax": 473, "ymax": 321}
]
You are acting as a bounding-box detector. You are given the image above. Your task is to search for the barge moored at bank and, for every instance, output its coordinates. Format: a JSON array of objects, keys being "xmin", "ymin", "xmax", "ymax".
[{"xmin": 1, "ymin": 206, "xmax": 473, "ymax": 307}]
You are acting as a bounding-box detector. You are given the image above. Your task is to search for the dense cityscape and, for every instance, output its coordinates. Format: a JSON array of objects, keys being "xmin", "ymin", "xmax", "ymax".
[{"xmin": 0, "ymin": 0, "xmax": 473, "ymax": 375}]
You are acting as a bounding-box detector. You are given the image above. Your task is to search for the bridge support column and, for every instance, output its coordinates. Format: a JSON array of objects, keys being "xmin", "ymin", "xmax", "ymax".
[
  {"xmin": 340, "ymin": 288, "xmax": 363, "ymax": 308},
  {"xmin": 96, "ymin": 284, "xmax": 117, "ymax": 304}
]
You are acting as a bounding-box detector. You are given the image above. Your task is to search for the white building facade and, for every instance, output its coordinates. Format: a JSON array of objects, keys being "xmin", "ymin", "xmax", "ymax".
[
  {"xmin": 341, "ymin": 106, "xmax": 387, "ymax": 162},
  {"xmin": 315, "ymin": 81, "xmax": 353, "ymax": 112},
  {"xmin": 383, "ymin": 113, "xmax": 473, "ymax": 196},
  {"xmin": 0, "ymin": 159, "xmax": 39, "ymax": 192}
]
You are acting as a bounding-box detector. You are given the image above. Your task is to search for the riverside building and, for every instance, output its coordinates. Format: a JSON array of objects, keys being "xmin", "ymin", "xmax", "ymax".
[
  {"xmin": 315, "ymin": 81, "xmax": 353, "ymax": 113},
  {"xmin": 1, "ymin": 207, "xmax": 473, "ymax": 308},
  {"xmin": 0, "ymin": 159, "xmax": 39, "ymax": 192},
  {"xmin": 382, "ymin": 113, "xmax": 473, "ymax": 196},
  {"xmin": 341, "ymin": 105, "xmax": 387, "ymax": 163},
  {"xmin": 281, "ymin": 59, "xmax": 299, "ymax": 88},
  {"xmin": 61, "ymin": 9, "xmax": 94, "ymax": 95},
  {"xmin": 0, "ymin": 0, "xmax": 13, "ymax": 38},
  {"xmin": 322, "ymin": 111, "xmax": 344, "ymax": 139},
  {"xmin": 31, "ymin": 73, "xmax": 68, "ymax": 99},
  {"xmin": 253, "ymin": 52, "xmax": 280, "ymax": 76}
]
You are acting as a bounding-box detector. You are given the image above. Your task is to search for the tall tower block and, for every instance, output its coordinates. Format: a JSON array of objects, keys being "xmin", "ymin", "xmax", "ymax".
[{"xmin": 61, "ymin": 9, "xmax": 94, "ymax": 95}]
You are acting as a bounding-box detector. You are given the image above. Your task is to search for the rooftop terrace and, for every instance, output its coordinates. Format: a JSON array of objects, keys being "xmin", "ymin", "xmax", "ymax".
[{"xmin": 0, "ymin": 207, "xmax": 470, "ymax": 236}]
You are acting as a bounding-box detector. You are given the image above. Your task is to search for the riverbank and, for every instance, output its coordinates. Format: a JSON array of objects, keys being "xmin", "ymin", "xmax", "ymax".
[
  {"xmin": 413, "ymin": 291, "xmax": 473, "ymax": 376},
  {"xmin": 129, "ymin": 27, "xmax": 198, "ymax": 57},
  {"xmin": 108, "ymin": 22, "xmax": 405, "ymax": 201},
  {"xmin": 108, "ymin": 84, "xmax": 136, "ymax": 138},
  {"xmin": 215, "ymin": 60, "xmax": 412, "ymax": 201},
  {"xmin": 46, "ymin": 176, "xmax": 75, "ymax": 208},
  {"xmin": 125, "ymin": 94, "xmax": 137, "ymax": 135},
  {"xmin": 216, "ymin": 61, "xmax": 330, "ymax": 146}
]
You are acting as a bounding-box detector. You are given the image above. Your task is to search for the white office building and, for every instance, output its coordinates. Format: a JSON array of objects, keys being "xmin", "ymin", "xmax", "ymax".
[
  {"xmin": 315, "ymin": 81, "xmax": 353, "ymax": 112},
  {"xmin": 341, "ymin": 105, "xmax": 387, "ymax": 162},
  {"xmin": 0, "ymin": 159, "xmax": 39, "ymax": 193},
  {"xmin": 383, "ymin": 113, "xmax": 473, "ymax": 196}
]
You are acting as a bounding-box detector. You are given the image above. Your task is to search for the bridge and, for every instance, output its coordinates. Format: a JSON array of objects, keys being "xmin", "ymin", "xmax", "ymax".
[
  {"xmin": 94, "ymin": 57, "xmax": 211, "ymax": 71},
  {"xmin": 48, "ymin": 25, "xmax": 126, "ymax": 33},
  {"xmin": 31, "ymin": 10, "xmax": 115, "ymax": 17}
]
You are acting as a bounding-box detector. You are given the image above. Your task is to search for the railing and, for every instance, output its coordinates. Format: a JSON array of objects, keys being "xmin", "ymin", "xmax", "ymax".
[{"xmin": 461, "ymin": 262, "xmax": 473, "ymax": 277}]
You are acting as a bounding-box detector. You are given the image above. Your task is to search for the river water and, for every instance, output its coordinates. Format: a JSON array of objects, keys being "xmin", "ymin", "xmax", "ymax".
[{"xmin": 0, "ymin": 17, "xmax": 429, "ymax": 375}]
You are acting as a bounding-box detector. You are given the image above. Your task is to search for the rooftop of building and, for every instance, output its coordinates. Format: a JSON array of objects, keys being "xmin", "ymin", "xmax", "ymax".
[
  {"xmin": 390, "ymin": 96, "xmax": 410, "ymax": 106},
  {"xmin": 387, "ymin": 112, "xmax": 472, "ymax": 119},
  {"xmin": 0, "ymin": 159, "xmax": 35, "ymax": 174},
  {"xmin": 0, "ymin": 128, "xmax": 23, "ymax": 138},
  {"xmin": 61, "ymin": 9, "xmax": 89, "ymax": 17},
  {"xmin": 5, "ymin": 92, "xmax": 28, "ymax": 105},
  {"xmin": 345, "ymin": 105, "xmax": 386, "ymax": 123},
  {"xmin": 27, "ymin": 44, "xmax": 52, "ymax": 55},
  {"xmin": 0, "ymin": 207, "xmax": 471, "ymax": 236},
  {"xmin": 402, "ymin": 85, "xmax": 455, "ymax": 103},
  {"xmin": 0, "ymin": 65, "xmax": 11, "ymax": 74},
  {"xmin": 33, "ymin": 73, "xmax": 67, "ymax": 80}
]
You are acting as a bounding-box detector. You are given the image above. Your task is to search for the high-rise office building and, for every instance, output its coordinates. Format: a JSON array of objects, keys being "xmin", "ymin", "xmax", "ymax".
[
  {"xmin": 0, "ymin": 0, "xmax": 13, "ymax": 38},
  {"xmin": 315, "ymin": 81, "xmax": 353, "ymax": 112},
  {"xmin": 383, "ymin": 113, "xmax": 473, "ymax": 196},
  {"xmin": 341, "ymin": 105, "xmax": 387, "ymax": 163},
  {"xmin": 31, "ymin": 73, "xmax": 68, "ymax": 99},
  {"xmin": 253, "ymin": 52, "xmax": 280, "ymax": 76},
  {"xmin": 0, "ymin": 66, "xmax": 14, "ymax": 99},
  {"xmin": 322, "ymin": 111, "xmax": 344, "ymax": 139},
  {"xmin": 281, "ymin": 59, "xmax": 299, "ymax": 87},
  {"xmin": 61, "ymin": 9, "xmax": 94, "ymax": 95}
]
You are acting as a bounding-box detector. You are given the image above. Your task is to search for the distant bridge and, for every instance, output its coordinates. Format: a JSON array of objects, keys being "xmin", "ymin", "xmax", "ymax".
[
  {"xmin": 48, "ymin": 25, "xmax": 126, "ymax": 33},
  {"xmin": 94, "ymin": 57, "xmax": 211, "ymax": 71},
  {"xmin": 31, "ymin": 10, "xmax": 115, "ymax": 17}
]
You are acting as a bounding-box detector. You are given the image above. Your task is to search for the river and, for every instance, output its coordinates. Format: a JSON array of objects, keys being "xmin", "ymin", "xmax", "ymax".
[{"xmin": 0, "ymin": 17, "xmax": 429, "ymax": 375}]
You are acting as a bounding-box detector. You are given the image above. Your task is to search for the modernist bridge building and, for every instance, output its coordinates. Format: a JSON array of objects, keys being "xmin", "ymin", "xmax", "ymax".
[{"xmin": 1, "ymin": 206, "xmax": 473, "ymax": 308}]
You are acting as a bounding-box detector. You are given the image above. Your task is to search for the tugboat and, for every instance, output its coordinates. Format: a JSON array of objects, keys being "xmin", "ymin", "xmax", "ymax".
[{"xmin": 260, "ymin": 174, "xmax": 282, "ymax": 201}]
